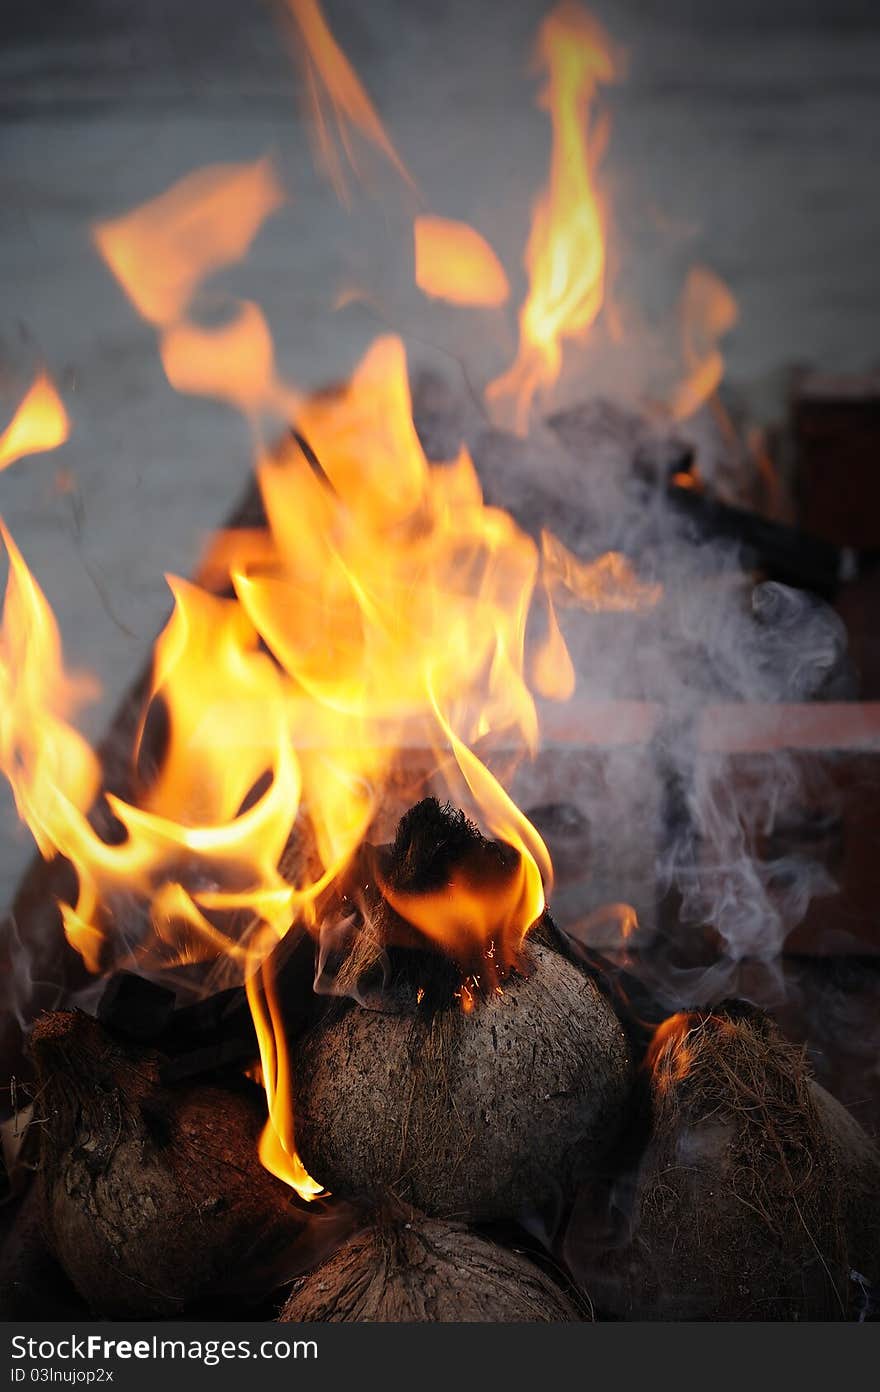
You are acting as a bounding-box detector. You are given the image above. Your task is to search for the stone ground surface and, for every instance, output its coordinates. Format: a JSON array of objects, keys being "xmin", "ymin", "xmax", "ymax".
[{"xmin": 1, "ymin": 0, "xmax": 878, "ymax": 906}]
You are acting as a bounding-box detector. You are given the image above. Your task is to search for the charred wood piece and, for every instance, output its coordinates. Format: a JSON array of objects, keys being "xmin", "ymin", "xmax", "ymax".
[{"xmin": 665, "ymin": 479, "xmax": 852, "ymax": 595}]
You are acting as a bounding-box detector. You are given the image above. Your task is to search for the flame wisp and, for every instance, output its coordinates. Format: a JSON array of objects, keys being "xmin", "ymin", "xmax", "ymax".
[
  {"xmin": 0, "ymin": 372, "xmax": 70, "ymax": 473},
  {"xmin": 488, "ymin": 4, "xmax": 620, "ymax": 430}
]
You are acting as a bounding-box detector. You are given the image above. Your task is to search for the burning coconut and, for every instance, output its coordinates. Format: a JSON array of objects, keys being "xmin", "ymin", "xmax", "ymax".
[
  {"xmin": 289, "ymin": 800, "xmax": 634, "ymax": 1222},
  {"xmin": 565, "ymin": 1005, "xmax": 880, "ymax": 1320}
]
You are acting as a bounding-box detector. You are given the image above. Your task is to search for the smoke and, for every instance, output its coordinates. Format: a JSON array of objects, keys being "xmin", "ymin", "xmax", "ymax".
[
  {"xmin": 412, "ymin": 365, "xmax": 854, "ymax": 1008},
  {"xmin": 0, "ymin": 356, "xmax": 855, "ymax": 1081}
]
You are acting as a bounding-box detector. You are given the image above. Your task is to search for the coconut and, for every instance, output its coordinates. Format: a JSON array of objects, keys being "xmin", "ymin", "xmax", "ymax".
[
  {"xmin": 279, "ymin": 1213, "xmax": 581, "ymax": 1322},
  {"xmin": 291, "ymin": 937, "xmax": 633, "ymax": 1221},
  {"xmin": 0, "ymin": 1182, "xmax": 89, "ymax": 1320},
  {"xmin": 29, "ymin": 1009, "xmax": 310, "ymax": 1318},
  {"xmin": 566, "ymin": 1004, "xmax": 880, "ymax": 1320}
]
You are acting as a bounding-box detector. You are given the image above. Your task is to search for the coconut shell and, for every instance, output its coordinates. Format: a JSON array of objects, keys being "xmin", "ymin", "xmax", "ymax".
[
  {"xmin": 566, "ymin": 1005, "xmax": 880, "ymax": 1320},
  {"xmin": 29, "ymin": 1009, "xmax": 308, "ymax": 1318},
  {"xmin": 279, "ymin": 1214, "xmax": 581, "ymax": 1322},
  {"xmin": 807, "ymin": 1079, "xmax": 880, "ymax": 1291},
  {"xmin": 0, "ymin": 1182, "xmax": 89, "ymax": 1320},
  {"xmin": 291, "ymin": 939, "xmax": 633, "ymax": 1221}
]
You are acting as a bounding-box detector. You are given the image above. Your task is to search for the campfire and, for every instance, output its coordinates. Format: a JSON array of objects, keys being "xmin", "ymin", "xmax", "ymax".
[{"xmin": 1, "ymin": 0, "xmax": 878, "ymax": 1324}]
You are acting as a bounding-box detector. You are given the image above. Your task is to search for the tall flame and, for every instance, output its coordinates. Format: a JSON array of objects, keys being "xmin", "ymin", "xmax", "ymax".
[
  {"xmin": 227, "ymin": 334, "xmax": 555, "ymax": 943},
  {"xmin": 0, "ymin": 4, "xmax": 684, "ymax": 1201},
  {"xmin": 2, "ymin": 247, "xmax": 663, "ymax": 1203},
  {"xmin": 246, "ymin": 937, "xmax": 324, "ymax": 1197},
  {"xmin": 0, "ymin": 336, "xmax": 595, "ymax": 1194},
  {"xmin": 0, "ymin": 372, "xmax": 70, "ymax": 473},
  {"xmin": 0, "ymin": 521, "xmax": 103, "ymax": 969},
  {"xmin": 0, "ymin": 331, "xmax": 657, "ymax": 989},
  {"xmin": 488, "ymin": 2, "xmax": 620, "ymax": 430}
]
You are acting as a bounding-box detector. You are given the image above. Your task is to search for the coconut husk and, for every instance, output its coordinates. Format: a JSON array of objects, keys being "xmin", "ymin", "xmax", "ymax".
[
  {"xmin": 0, "ymin": 1181, "xmax": 90, "ymax": 1320},
  {"xmin": 29, "ymin": 1009, "xmax": 314, "ymax": 1318},
  {"xmin": 565, "ymin": 1003, "xmax": 880, "ymax": 1320},
  {"xmin": 318, "ymin": 798, "xmax": 559, "ymax": 996},
  {"xmin": 278, "ymin": 1212, "xmax": 582, "ymax": 1323},
  {"xmin": 291, "ymin": 938, "xmax": 633, "ymax": 1222}
]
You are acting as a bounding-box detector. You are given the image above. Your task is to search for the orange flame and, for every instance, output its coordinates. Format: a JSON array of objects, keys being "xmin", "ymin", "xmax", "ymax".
[
  {"xmin": 0, "ymin": 521, "xmax": 102, "ymax": 968},
  {"xmin": 0, "ymin": 372, "xmax": 70, "ymax": 472},
  {"xmin": 281, "ymin": 0, "xmax": 414, "ymax": 204},
  {"xmin": 531, "ymin": 587, "xmax": 576, "ymax": 701},
  {"xmin": 0, "ymin": 328, "xmax": 663, "ymax": 1195},
  {"xmin": 0, "ymin": 337, "xmax": 574, "ymax": 1193},
  {"xmin": 228, "ymin": 335, "xmax": 554, "ymax": 944},
  {"xmin": 0, "ymin": 520, "xmax": 100, "ymax": 844},
  {"xmin": 541, "ymin": 532, "xmax": 662, "ymax": 613},
  {"xmin": 0, "ymin": 337, "xmax": 563, "ymax": 940},
  {"xmin": 93, "ymin": 158, "xmax": 284, "ymax": 327},
  {"xmin": 572, "ymin": 900, "xmax": 639, "ymax": 947},
  {"xmin": 669, "ymin": 265, "xmax": 738, "ymax": 422},
  {"xmin": 414, "ymin": 216, "xmax": 509, "ymax": 308},
  {"xmin": 0, "ymin": 524, "xmax": 300, "ymax": 975},
  {"xmin": 246, "ymin": 943, "xmax": 325, "ymax": 1197},
  {"xmin": 94, "ymin": 161, "xmax": 292, "ymax": 421},
  {"xmin": 645, "ymin": 1012, "xmax": 698, "ymax": 1086},
  {"xmin": 6, "ymin": 25, "xmax": 687, "ymax": 1196},
  {"xmin": 488, "ymin": 3, "xmax": 620, "ymax": 430},
  {"xmin": 159, "ymin": 301, "xmax": 293, "ymax": 417}
]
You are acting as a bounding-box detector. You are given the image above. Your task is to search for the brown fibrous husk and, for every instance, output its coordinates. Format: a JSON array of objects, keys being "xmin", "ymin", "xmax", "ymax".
[
  {"xmin": 566, "ymin": 1004, "xmax": 880, "ymax": 1320},
  {"xmin": 292, "ymin": 938, "xmax": 633, "ymax": 1221},
  {"xmin": 279, "ymin": 1212, "xmax": 582, "ymax": 1323},
  {"xmin": 29, "ymin": 1009, "xmax": 314, "ymax": 1318},
  {"xmin": 0, "ymin": 1181, "xmax": 89, "ymax": 1320}
]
